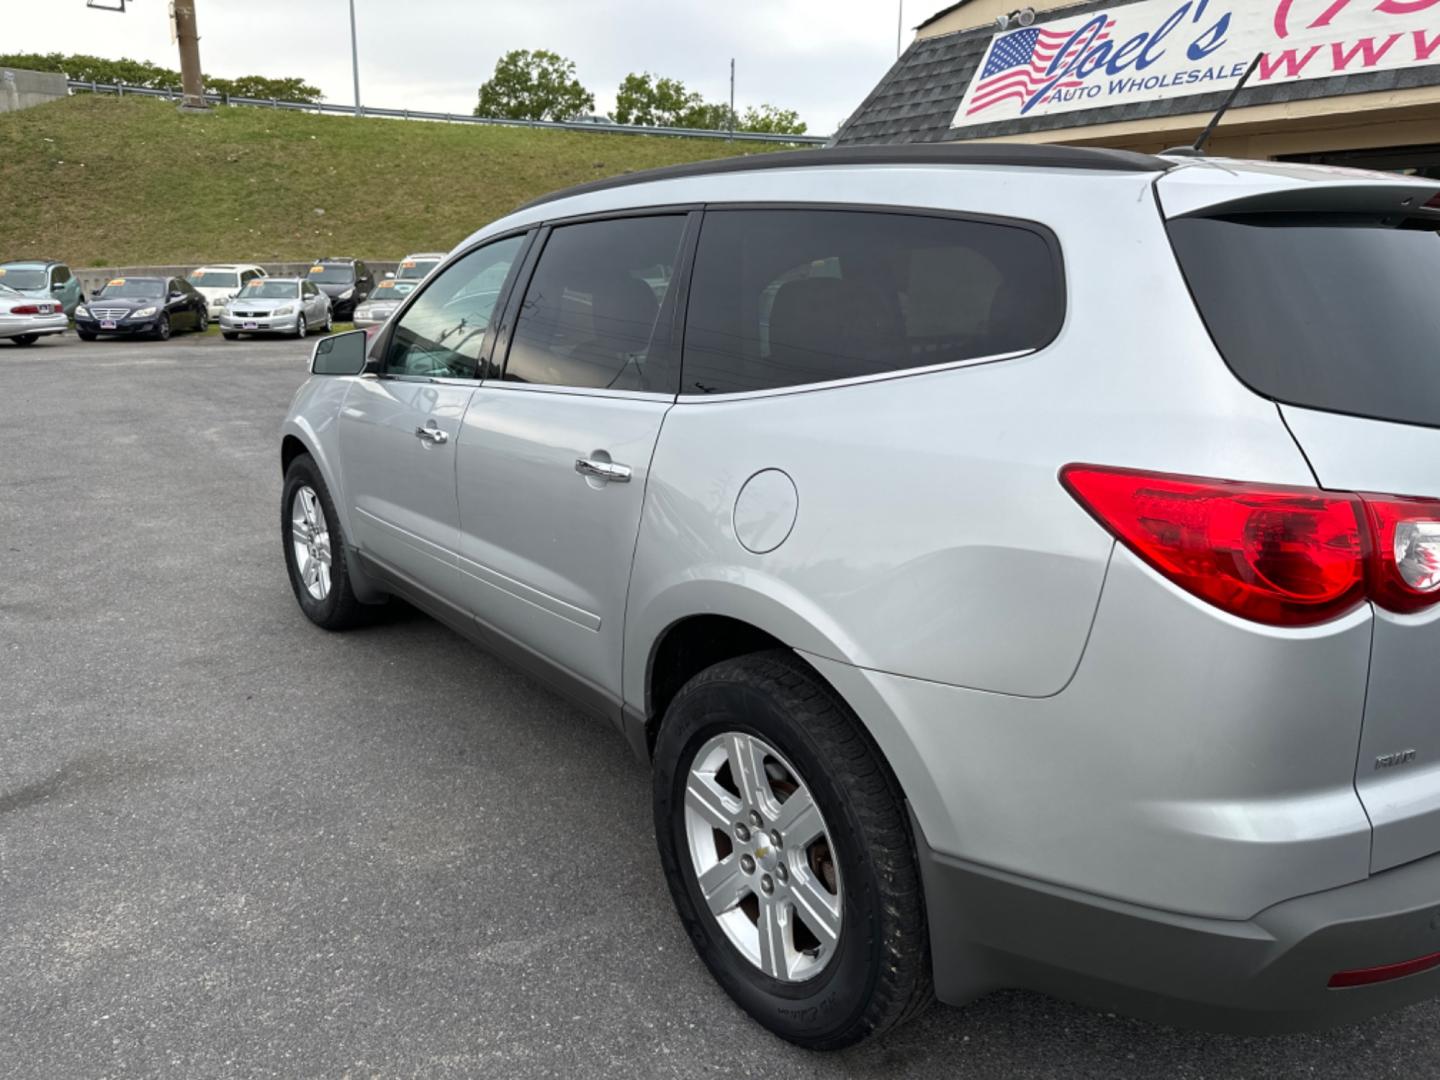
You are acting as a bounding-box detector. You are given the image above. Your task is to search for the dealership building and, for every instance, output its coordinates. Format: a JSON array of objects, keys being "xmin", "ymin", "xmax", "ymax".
[{"xmin": 836, "ymin": 0, "xmax": 1440, "ymax": 177}]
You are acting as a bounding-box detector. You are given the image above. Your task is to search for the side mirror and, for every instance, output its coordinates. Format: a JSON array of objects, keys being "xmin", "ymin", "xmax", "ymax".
[{"xmin": 311, "ymin": 329, "xmax": 369, "ymax": 376}]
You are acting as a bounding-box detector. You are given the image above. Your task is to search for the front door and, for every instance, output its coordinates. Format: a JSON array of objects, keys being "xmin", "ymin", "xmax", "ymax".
[
  {"xmin": 338, "ymin": 235, "xmax": 529, "ymax": 599},
  {"xmin": 453, "ymin": 213, "xmax": 692, "ymax": 705}
]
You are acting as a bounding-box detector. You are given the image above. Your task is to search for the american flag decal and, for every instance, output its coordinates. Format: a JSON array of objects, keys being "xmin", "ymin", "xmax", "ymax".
[{"xmin": 966, "ymin": 21, "xmax": 1114, "ymax": 116}]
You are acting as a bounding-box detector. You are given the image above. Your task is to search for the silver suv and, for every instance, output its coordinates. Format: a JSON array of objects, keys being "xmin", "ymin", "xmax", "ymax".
[{"xmin": 279, "ymin": 145, "xmax": 1440, "ymax": 1048}]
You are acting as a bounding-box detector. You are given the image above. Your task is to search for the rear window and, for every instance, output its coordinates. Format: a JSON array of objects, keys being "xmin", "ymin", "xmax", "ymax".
[
  {"xmin": 681, "ymin": 209, "xmax": 1063, "ymax": 396},
  {"xmin": 1169, "ymin": 214, "xmax": 1440, "ymax": 428}
]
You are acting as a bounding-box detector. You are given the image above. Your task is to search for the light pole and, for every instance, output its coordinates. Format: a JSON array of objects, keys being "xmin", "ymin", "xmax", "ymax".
[
  {"xmin": 897, "ymin": 1, "xmax": 904, "ymax": 58},
  {"xmin": 173, "ymin": 0, "xmax": 208, "ymax": 111},
  {"xmin": 349, "ymin": 0, "xmax": 362, "ymax": 116}
]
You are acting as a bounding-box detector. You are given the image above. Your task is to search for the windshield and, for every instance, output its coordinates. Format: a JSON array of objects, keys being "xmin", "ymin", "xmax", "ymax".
[
  {"xmin": 367, "ymin": 281, "xmax": 417, "ymax": 304},
  {"xmin": 309, "ymin": 264, "xmax": 356, "ymax": 284},
  {"xmin": 397, "ymin": 259, "xmax": 440, "ymax": 281},
  {"xmin": 238, "ymin": 280, "xmax": 301, "ymax": 300},
  {"xmin": 1170, "ymin": 213, "xmax": 1440, "ymax": 429},
  {"xmin": 0, "ymin": 267, "xmax": 48, "ymax": 290},
  {"xmin": 188, "ymin": 270, "xmax": 239, "ymax": 289},
  {"xmin": 95, "ymin": 278, "xmax": 166, "ymax": 299}
]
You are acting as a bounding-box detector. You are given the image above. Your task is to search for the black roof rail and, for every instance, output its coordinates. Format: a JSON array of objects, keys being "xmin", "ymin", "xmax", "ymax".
[{"xmin": 519, "ymin": 143, "xmax": 1170, "ymax": 211}]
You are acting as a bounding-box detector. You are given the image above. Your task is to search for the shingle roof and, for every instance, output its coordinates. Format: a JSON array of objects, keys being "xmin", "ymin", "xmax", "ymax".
[{"xmin": 834, "ymin": 0, "xmax": 1440, "ymax": 145}]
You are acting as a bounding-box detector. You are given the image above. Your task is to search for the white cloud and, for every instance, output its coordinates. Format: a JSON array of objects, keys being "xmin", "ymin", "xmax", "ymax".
[{"xmin": 9, "ymin": 0, "xmax": 924, "ymax": 133}]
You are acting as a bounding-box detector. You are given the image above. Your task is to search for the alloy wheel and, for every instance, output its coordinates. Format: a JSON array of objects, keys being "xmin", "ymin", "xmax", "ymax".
[
  {"xmin": 290, "ymin": 485, "xmax": 332, "ymax": 601},
  {"xmin": 683, "ymin": 732, "xmax": 843, "ymax": 982}
]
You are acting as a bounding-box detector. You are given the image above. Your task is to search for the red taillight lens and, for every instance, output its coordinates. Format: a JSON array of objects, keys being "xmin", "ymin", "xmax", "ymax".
[
  {"xmin": 1063, "ymin": 465, "xmax": 1440, "ymax": 625},
  {"xmin": 10, "ymin": 304, "xmax": 40, "ymax": 315},
  {"xmin": 1363, "ymin": 496, "xmax": 1440, "ymax": 613},
  {"xmin": 1061, "ymin": 466, "xmax": 1368, "ymax": 627}
]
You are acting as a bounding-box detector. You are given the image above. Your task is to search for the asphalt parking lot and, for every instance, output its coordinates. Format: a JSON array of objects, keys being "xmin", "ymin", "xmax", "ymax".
[{"xmin": 2, "ymin": 332, "xmax": 1438, "ymax": 1078}]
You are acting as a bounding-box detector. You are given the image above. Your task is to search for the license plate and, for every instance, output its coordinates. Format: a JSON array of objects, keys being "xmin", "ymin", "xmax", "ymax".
[
  {"xmin": 100, "ymin": 320, "xmax": 117, "ymax": 330},
  {"xmin": 40, "ymin": 305, "xmax": 53, "ymax": 315},
  {"xmin": 243, "ymin": 322, "xmax": 259, "ymax": 330}
]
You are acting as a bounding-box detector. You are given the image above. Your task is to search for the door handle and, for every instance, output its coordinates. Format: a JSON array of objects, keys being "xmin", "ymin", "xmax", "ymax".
[
  {"xmin": 415, "ymin": 425, "xmax": 449, "ymax": 445},
  {"xmin": 575, "ymin": 457, "xmax": 631, "ymax": 483}
]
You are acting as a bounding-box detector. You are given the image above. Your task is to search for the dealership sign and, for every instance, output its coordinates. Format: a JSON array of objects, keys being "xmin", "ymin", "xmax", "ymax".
[{"xmin": 952, "ymin": 0, "xmax": 1440, "ymax": 127}]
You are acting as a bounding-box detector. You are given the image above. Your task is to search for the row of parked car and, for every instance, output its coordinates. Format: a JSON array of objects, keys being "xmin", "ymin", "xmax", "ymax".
[{"xmin": 0, "ymin": 253, "xmax": 446, "ymax": 346}]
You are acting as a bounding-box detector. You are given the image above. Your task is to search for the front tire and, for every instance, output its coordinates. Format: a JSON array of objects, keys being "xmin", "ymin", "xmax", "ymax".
[
  {"xmin": 653, "ymin": 651, "xmax": 932, "ymax": 1050},
  {"xmin": 281, "ymin": 454, "xmax": 366, "ymax": 631},
  {"xmin": 77, "ymin": 331, "xmax": 97, "ymax": 342},
  {"xmin": 295, "ymin": 314, "xmax": 307, "ymax": 339},
  {"xmin": 222, "ymin": 332, "xmax": 240, "ymax": 341},
  {"xmin": 197, "ymin": 309, "xmax": 209, "ymax": 333},
  {"xmin": 154, "ymin": 315, "xmax": 171, "ymax": 342}
]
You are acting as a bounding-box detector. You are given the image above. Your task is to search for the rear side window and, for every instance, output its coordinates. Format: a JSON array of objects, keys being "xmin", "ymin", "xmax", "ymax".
[
  {"xmin": 1169, "ymin": 215, "xmax": 1440, "ymax": 428},
  {"xmin": 681, "ymin": 209, "xmax": 1062, "ymax": 395},
  {"xmin": 504, "ymin": 215, "xmax": 687, "ymax": 393}
]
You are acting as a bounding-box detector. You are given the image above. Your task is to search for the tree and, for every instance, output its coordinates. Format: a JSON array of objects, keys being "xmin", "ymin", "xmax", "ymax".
[
  {"xmin": 614, "ymin": 72, "xmax": 701, "ymax": 128},
  {"xmin": 0, "ymin": 52, "xmax": 322, "ymax": 103},
  {"xmin": 612, "ymin": 70, "xmax": 808, "ymax": 134},
  {"xmin": 739, "ymin": 104, "xmax": 807, "ymax": 136},
  {"xmin": 475, "ymin": 50, "xmax": 594, "ymax": 122}
]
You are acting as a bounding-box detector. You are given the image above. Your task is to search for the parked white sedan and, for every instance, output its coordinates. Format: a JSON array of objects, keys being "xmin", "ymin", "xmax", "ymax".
[{"xmin": 0, "ymin": 283, "xmax": 68, "ymax": 346}]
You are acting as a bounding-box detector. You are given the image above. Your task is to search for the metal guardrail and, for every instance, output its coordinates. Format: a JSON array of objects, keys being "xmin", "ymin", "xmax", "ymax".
[{"xmin": 67, "ymin": 80, "xmax": 831, "ymax": 145}]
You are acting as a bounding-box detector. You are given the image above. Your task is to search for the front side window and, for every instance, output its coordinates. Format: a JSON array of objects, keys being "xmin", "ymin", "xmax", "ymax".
[
  {"xmin": 52, "ymin": 266, "xmax": 71, "ymax": 285},
  {"xmin": 682, "ymin": 209, "xmax": 1063, "ymax": 395},
  {"xmin": 504, "ymin": 215, "xmax": 687, "ymax": 392},
  {"xmin": 383, "ymin": 235, "xmax": 526, "ymax": 379}
]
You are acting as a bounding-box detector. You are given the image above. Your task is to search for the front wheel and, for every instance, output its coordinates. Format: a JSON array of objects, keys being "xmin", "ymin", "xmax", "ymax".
[
  {"xmin": 154, "ymin": 315, "xmax": 171, "ymax": 342},
  {"xmin": 281, "ymin": 453, "xmax": 366, "ymax": 631},
  {"xmin": 653, "ymin": 651, "xmax": 932, "ymax": 1050},
  {"xmin": 77, "ymin": 331, "xmax": 97, "ymax": 342},
  {"xmin": 323, "ymin": 309, "xmax": 333, "ymax": 334},
  {"xmin": 295, "ymin": 314, "xmax": 308, "ymax": 339},
  {"xmin": 197, "ymin": 309, "xmax": 209, "ymax": 333},
  {"xmin": 222, "ymin": 332, "xmax": 239, "ymax": 341}
]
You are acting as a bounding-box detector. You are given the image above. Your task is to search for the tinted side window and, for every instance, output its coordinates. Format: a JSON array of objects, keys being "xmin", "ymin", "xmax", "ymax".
[
  {"xmin": 504, "ymin": 215, "xmax": 686, "ymax": 392},
  {"xmin": 384, "ymin": 235, "xmax": 525, "ymax": 379},
  {"xmin": 681, "ymin": 209, "xmax": 1062, "ymax": 395},
  {"xmin": 53, "ymin": 266, "xmax": 70, "ymax": 285}
]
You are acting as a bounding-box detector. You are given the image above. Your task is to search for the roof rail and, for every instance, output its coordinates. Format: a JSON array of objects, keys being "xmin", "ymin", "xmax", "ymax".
[{"xmin": 520, "ymin": 142, "xmax": 1170, "ymax": 210}]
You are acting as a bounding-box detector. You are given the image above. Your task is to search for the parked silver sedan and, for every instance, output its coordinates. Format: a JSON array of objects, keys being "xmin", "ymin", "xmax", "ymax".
[
  {"xmin": 220, "ymin": 277, "xmax": 332, "ymax": 340},
  {"xmin": 0, "ymin": 283, "xmax": 68, "ymax": 346},
  {"xmin": 351, "ymin": 279, "xmax": 419, "ymax": 328}
]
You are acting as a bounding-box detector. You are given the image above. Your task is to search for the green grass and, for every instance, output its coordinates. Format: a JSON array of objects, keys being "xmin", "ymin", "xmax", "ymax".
[{"xmin": 0, "ymin": 96, "xmax": 795, "ymax": 267}]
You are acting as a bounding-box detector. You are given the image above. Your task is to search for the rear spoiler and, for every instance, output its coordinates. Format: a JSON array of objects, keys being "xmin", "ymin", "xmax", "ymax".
[{"xmin": 1155, "ymin": 159, "xmax": 1440, "ymax": 220}]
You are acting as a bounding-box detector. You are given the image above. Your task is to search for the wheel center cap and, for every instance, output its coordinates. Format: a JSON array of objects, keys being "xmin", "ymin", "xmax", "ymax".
[{"xmin": 752, "ymin": 835, "xmax": 780, "ymax": 871}]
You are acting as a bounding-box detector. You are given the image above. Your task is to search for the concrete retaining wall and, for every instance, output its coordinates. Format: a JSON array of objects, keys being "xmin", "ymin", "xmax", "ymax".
[
  {"xmin": 1, "ymin": 68, "xmax": 69, "ymax": 113},
  {"xmin": 75, "ymin": 261, "xmax": 403, "ymax": 296}
]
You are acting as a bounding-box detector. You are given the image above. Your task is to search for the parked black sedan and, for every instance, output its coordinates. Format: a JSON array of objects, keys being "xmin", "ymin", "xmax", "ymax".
[
  {"xmin": 74, "ymin": 277, "xmax": 209, "ymax": 341},
  {"xmin": 306, "ymin": 259, "xmax": 375, "ymax": 321}
]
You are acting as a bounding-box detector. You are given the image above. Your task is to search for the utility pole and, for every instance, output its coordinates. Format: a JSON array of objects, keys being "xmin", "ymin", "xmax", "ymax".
[
  {"xmin": 897, "ymin": 1, "xmax": 904, "ymax": 58},
  {"xmin": 349, "ymin": 0, "xmax": 363, "ymax": 116},
  {"xmin": 173, "ymin": 0, "xmax": 208, "ymax": 111},
  {"xmin": 728, "ymin": 58, "xmax": 735, "ymax": 141}
]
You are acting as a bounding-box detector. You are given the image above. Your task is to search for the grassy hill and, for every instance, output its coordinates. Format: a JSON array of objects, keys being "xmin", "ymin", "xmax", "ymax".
[{"xmin": 0, "ymin": 96, "xmax": 795, "ymax": 267}]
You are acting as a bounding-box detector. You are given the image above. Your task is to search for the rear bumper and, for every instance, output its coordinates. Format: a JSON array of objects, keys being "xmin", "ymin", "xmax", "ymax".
[
  {"xmin": 921, "ymin": 831, "xmax": 1440, "ymax": 1032},
  {"xmin": 0, "ymin": 315, "xmax": 68, "ymax": 339}
]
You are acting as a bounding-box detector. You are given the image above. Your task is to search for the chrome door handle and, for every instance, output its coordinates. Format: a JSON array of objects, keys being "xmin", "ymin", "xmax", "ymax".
[
  {"xmin": 575, "ymin": 457, "xmax": 631, "ymax": 483},
  {"xmin": 415, "ymin": 426, "xmax": 449, "ymax": 445}
]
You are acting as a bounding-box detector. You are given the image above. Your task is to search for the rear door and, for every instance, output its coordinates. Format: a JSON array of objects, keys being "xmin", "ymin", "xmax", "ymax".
[
  {"xmin": 1162, "ymin": 176, "xmax": 1440, "ymax": 872},
  {"xmin": 338, "ymin": 236, "xmax": 528, "ymax": 600},
  {"xmin": 452, "ymin": 212, "xmax": 694, "ymax": 709}
]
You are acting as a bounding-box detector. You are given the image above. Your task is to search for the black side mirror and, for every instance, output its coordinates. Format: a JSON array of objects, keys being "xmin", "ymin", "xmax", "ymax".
[{"xmin": 312, "ymin": 329, "xmax": 369, "ymax": 376}]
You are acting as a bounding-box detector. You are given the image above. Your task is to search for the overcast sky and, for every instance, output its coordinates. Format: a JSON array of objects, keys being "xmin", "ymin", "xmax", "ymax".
[{"xmin": 9, "ymin": 0, "xmax": 924, "ymax": 134}]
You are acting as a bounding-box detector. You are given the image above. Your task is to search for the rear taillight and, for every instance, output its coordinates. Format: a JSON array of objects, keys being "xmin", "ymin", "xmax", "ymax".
[
  {"xmin": 10, "ymin": 304, "xmax": 40, "ymax": 315},
  {"xmin": 1363, "ymin": 496, "xmax": 1440, "ymax": 613},
  {"xmin": 1062, "ymin": 465, "xmax": 1440, "ymax": 626}
]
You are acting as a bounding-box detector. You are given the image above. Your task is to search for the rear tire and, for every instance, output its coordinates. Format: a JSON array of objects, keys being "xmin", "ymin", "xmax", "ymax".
[
  {"xmin": 653, "ymin": 650, "xmax": 932, "ymax": 1050},
  {"xmin": 11, "ymin": 334, "xmax": 39, "ymax": 346},
  {"xmin": 282, "ymin": 453, "xmax": 366, "ymax": 631}
]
